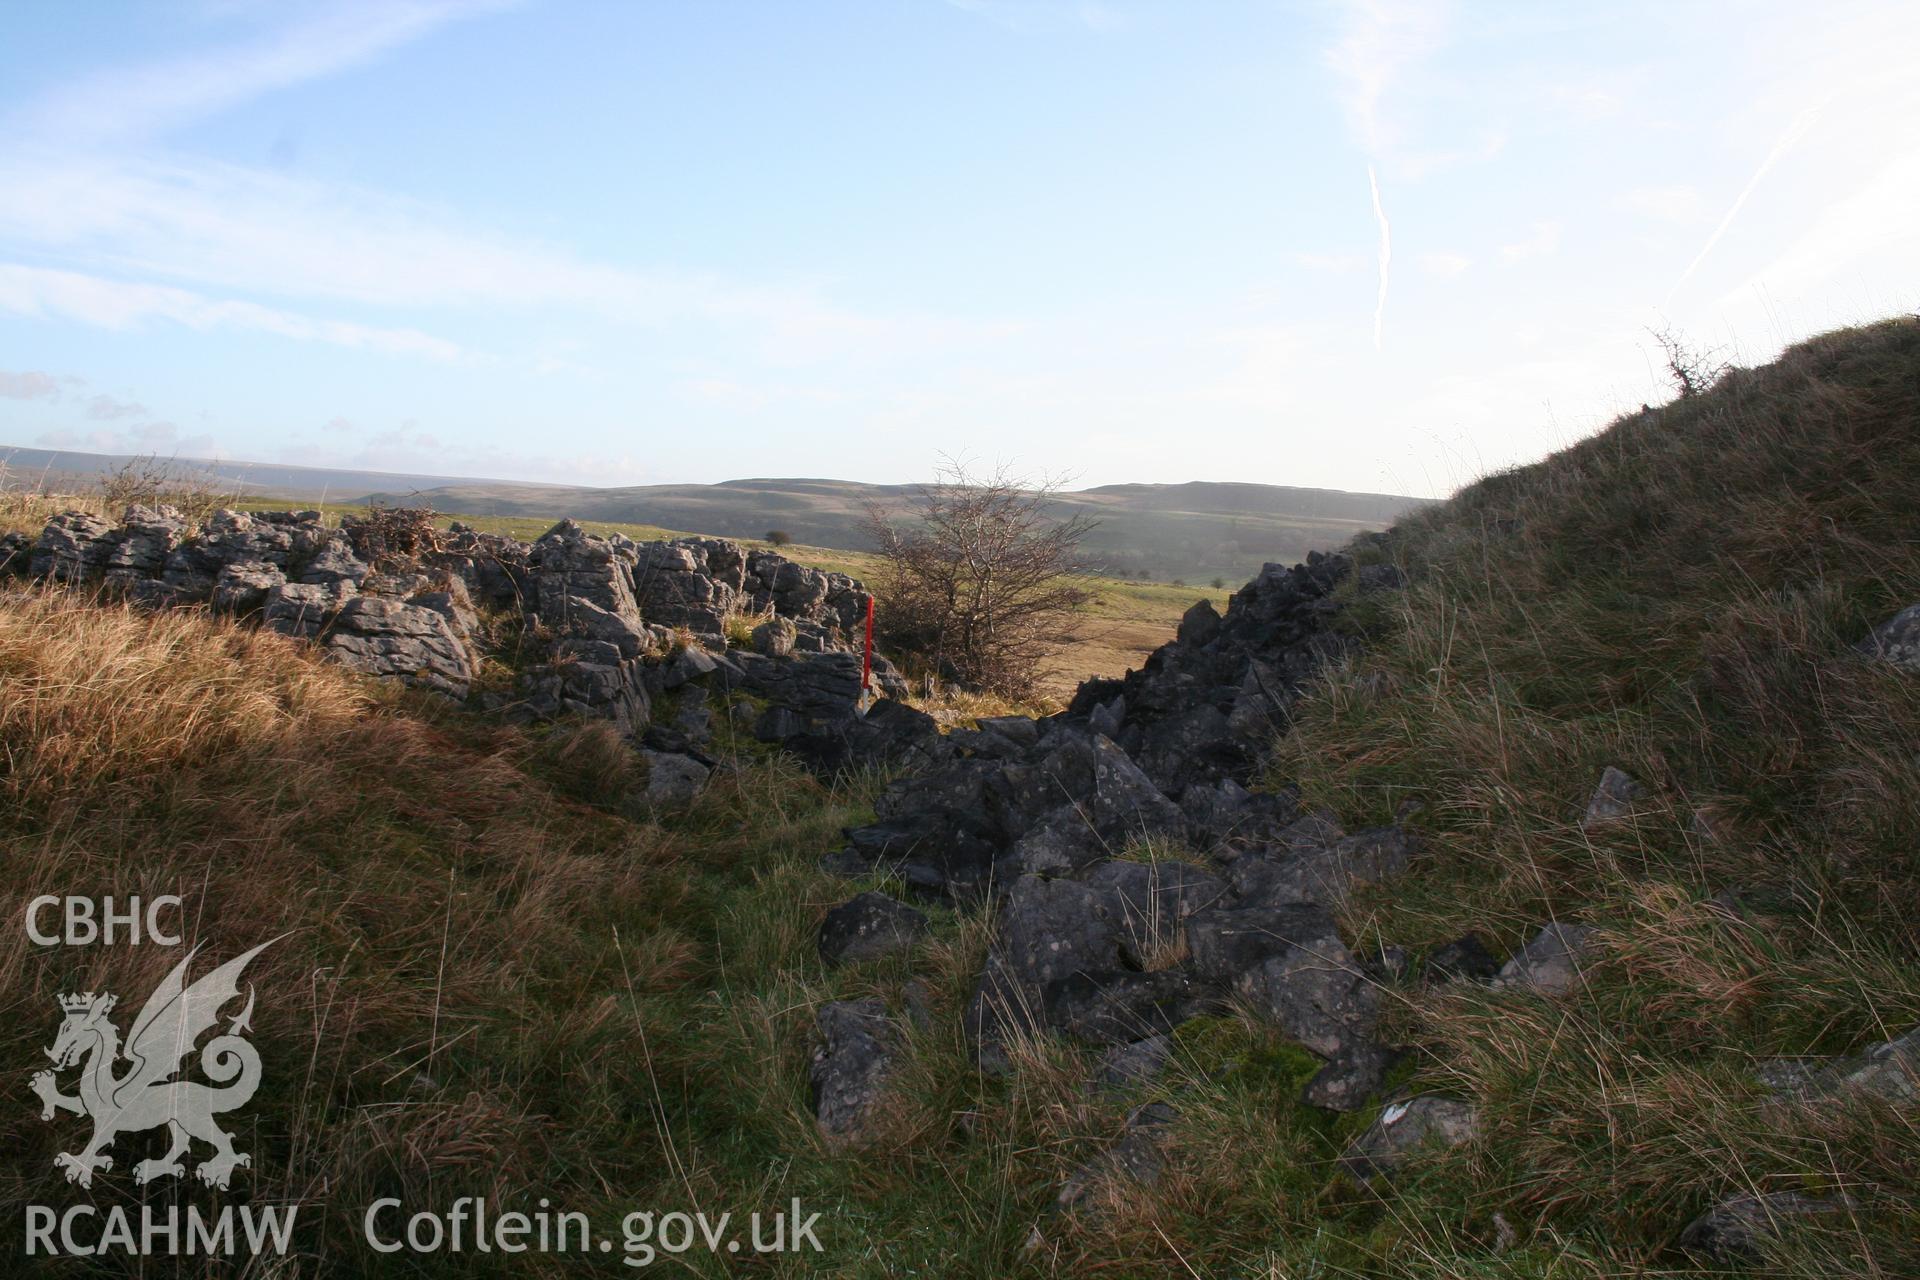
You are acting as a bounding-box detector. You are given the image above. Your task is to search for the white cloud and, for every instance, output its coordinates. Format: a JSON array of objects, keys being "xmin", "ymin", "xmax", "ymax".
[
  {"xmin": 1499, "ymin": 220, "xmax": 1561, "ymax": 264},
  {"xmin": 0, "ymin": 369, "xmax": 61, "ymax": 400},
  {"xmin": 0, "ymin": 262, "xmax": 466, "ymax": 360},
  {"xmin": 37, "ymin": 420, "xmax": 217, "ymax": 457},
  {"xmin": 11, "ymin": 0, "xmax": 513, "ymax": 145},
  {"xmin": 0, "ymin": 152, "xmax": 1017, "ymax": 369},
  {"xmin": 1418, "ymin": 251, "xmax": 1469, "ymax": 278},
  {"xmin": 86, "ymin": 394, "xmax": 148, "ymax": 420},
  {"xmin": 1324, "ymin": 0, "xmax": 1452, "ymax": 155},
  {"xmin": 278, "ymin": 423, "xmax": 656, "ymax": 487}
]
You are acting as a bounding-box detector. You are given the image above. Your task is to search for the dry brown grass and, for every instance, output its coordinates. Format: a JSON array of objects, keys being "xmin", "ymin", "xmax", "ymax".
[
  {"xmin": 0, "ymin": 585, "xmax": 700, "ymax": 1273},
  {"xmin": 1257, "ymin": 316, "xmax": 1920, "ymax": 1273}
]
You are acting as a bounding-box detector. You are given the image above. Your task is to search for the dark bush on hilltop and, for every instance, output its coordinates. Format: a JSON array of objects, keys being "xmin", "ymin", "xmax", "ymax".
[{"xmin": 765, "ymin": 529, "xmax": 793, "ymax": 546}]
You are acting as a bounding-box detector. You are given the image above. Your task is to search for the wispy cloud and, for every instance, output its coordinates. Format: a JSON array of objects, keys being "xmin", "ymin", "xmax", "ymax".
[
  {"xmin": 1722, "ymin": 147, "xmax": 1920, "ymax": 305},
  {"xmin": 0, "ymin": 151, "xmax": 1017, "ymax": 368},
  {"xmin": 1418, "ymin": 251, "xmax": 1470, "ymax": 278},
  {"xmin": 0, "ymin": 370, "xmax": 61, "ymax": 400},
  {"xmin": 0, "ymin": 262, "xmax": 466, "ymax": 359},
  {"xmin": 36, "ymin": 419, "xmax": 215, "ymax": 458},
  {"xmin": 11, "ymin": 0, "xmax": 513, "ymax": 145},
  {"xmin": 86, "ymin": 394, "xmax": 149, "ymax": 420},
  {"xmin": 1368, "ymin": 165, "xmax": 1392, "ymax": 349},
  {"xmin": 1665, "ymin": 103, "xmax": 1825, "ymax": 306},
  {"xmin": 1324, "ymin": 0, "xmax": 1451, "ymax": 155}
]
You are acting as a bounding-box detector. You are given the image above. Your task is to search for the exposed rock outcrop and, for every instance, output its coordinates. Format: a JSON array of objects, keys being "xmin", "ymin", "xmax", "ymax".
[{"xmin": 11, "ymin": 504, "xmax": 918, "ymax": 811}]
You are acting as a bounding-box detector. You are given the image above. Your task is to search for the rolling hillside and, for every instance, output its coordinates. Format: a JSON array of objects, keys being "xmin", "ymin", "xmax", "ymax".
[{"xmin": 0, "ymin": 446, "xmax": 1428, "ymax": 584}]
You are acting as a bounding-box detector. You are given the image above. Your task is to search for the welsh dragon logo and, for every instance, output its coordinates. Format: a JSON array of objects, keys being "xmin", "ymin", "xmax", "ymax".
[{"xmin": 30, "ymin": 939, "xmax": 278, "ymax": 1190}]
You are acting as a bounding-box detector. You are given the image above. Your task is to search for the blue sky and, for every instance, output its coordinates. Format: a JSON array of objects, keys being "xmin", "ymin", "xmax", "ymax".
[{"xmin": 1, "ymin": 1, "xmax": 1915, "ymax": 497}]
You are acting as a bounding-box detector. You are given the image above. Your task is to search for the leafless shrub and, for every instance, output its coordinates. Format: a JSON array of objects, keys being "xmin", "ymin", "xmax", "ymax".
[
  {"xmin": 343, "ymin": 504, "xmax": 444, "ymax": 570},
  {"xmin": 860, "ymin": 459, "xmax": 1095, "ymax": 700},
  {"xmin": 94, "ymin": 454, "xmax": 238, "ymax": 522},
  {"xmin": 1650, "ymin": 324, "xmax": 1731, "ymax": 399}
]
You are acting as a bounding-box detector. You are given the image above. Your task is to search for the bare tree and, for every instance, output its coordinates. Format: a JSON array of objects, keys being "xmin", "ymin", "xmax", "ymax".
[
  {"xmin": 860, "ymin": 459, "xmax": 1096, "ymax": 699},
  {"xmin": 1650, "ymin": 325, "xmax": 1730, "ymax": 400}
]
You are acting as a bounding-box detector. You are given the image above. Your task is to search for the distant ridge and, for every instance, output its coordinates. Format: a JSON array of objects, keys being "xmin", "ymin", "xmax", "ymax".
[{"xmin": 0, "ymin": 444, "xmax": 1432, "ymax": 583}]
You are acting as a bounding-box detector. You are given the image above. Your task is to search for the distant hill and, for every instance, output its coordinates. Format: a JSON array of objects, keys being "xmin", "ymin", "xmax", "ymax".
[
  {"xmin": 361, "ymin": 477, "xmax": 1430, "ymax": 583},
  {"xmin": 0, "ymin": 445, "xmax": 1431, "ymax": 583}
]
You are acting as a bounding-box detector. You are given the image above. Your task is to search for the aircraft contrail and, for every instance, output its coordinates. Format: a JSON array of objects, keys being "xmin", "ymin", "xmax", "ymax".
[
  {"xmin": 1665, "ymin": 103, "xmax": 1824, "ymax": 307},
  {"xmin": 1369, "ymin": 164, "xmax": 1391, "ymax": 350}
]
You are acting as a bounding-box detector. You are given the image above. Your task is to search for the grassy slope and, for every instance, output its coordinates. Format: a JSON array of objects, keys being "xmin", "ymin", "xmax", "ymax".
[
  {"xmin": 1265, "ymin": 316, "xmax": 1920, "ymax": 1275},
  {"xmin": 3, "ymin": 318, "xmax": 1915, "ymax": 1277}
]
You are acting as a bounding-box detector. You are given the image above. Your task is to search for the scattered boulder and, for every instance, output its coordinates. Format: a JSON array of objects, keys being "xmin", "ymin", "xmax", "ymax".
[
  {"xmin": 1229, "ymin": 823, "xmax": 1414, "ymax": 910},
  {"xmin": 751, "ymin": 615, "xmax": 798, "ymax": 658},
  {"xmin": 810, "ymin": 999, "xmax": 896, "ymax": 1144},
  {"xmin": 1762, "ymin": 1024, "xmax": 1919, "ymax": 1105},
  {"xmin": 1094, "ymin": 1034, "xmax": 1173, "ymax": 1090},
  {"xmin": 1040, "ymin": 968, "xmax": 1214, "ymax": 1046},
  {"xmin": 1341, "ymin": 1096, "xmax": 1480, "ymax": 1182},
  {"xmin": 818, "ymin": 892, "xmax": 929, "ymax": 966},
  {"xmin": 1492, "ymin": 923, "xmax": 1600, "ymax": 996},
  {"xmin": 1582, "ymin": 766, "xmax": 1648, "ymax": 828},
  {"xmin": 1856, "ymin": 603, "xmax": 1920, "ymax": 672},
  {"xmin": 641, "ymin": 749, "xmax": 710, "ymax": 808},
  {"xmin": 1303, "ymin": 1043, "xmax": 1396, "ymax": 1112},
  {"xmin": 0, "ymin": 530, "xmax": 32, "ymax": 576},
  {"xmin": 1086, "ymin": 859, "xmax": 1226, "ymax": 968},
  {"xmin": 1176, "ymin": 598, "xmax": 1222, "ymax": 648},
  {"xmin": 1186, "ymin": 903, "xmax": 1378, "ymax": 1058},
  {"xmin": 1677, "ymin": 1191, "xmax": 1858, "ymax": 1262}
]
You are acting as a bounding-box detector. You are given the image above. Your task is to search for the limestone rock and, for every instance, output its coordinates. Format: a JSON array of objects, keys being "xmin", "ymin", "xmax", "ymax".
[
  {"xmin": 818, "ymin": 892, "xmax": 928, "ymax": 966},
  {"xmin": 751, "ymin": 615, "xmax": 797, "ymax": 658},
  {"xmin": 1492, "ymin": 923, "xmax": 1600, "ymax": 996},
  {"xmin": 1303, "ymin": 1042, "xmax": 1396, "ymax": 1112},
  {"xmin": 1094, "ymin": 1034, "xmax": 1173, "ymax": 1090},
  {"xmin": 1582, "ymin": 766, "xmax": 1647, "ymax": 828},
  {"xmin": 1857, "ymin": 603, "xmax": 1920, "ymax": 671},
  {"xmin": 641, "ymin": 749, "xmax": 710, "ymax": 808},
  {"xmin": 1677, "ymin": 1191, "xmax": 1857, "ymax": 1262},
  {"xmin": 1341, "ymin": 1096, "xmax": 1479, "ymax": 1182},
  {"xmin": 211, "ymin": 561, "xmax": 286, "ymax": 614},
  {"xmin": 810, "ymin": 998, "xmax": 895, "ymax": 1144},
  {"xmin": 1186, "ymin": 903, "xmax": 1377, "ymax": 1058},
  {"xmin": 325, "ymin": 596, "xmax": 476, "ymax": 698},
  {"xmin": 31, "ymin": 511, "xmax": 114, "ymax": 581}
]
